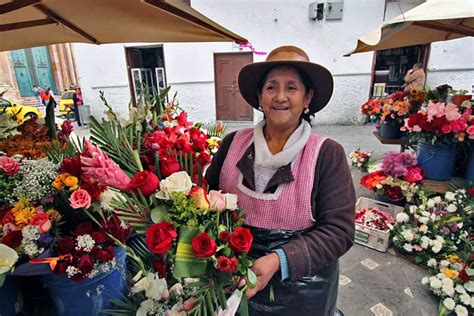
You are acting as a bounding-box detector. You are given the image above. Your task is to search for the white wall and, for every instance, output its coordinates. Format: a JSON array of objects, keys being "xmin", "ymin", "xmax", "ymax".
[{"xmin": 72, "ymin": 0, "xmax": 473, "ymax": 125}]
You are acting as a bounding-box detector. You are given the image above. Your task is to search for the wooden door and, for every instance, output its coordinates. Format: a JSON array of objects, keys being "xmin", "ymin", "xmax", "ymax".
[{"xmin": 214, "ymin": 53, "xmax": 253, "ymax": 121}]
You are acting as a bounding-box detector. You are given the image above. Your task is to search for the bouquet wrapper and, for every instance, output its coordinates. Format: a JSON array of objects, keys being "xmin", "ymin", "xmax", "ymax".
[
  {"xmin": 9, "ymin": 249, "xmax": 54, "ymax": 276},
  {"xmin": 173, "ymin": 226, "xmax": 207, "ymax": 278}
]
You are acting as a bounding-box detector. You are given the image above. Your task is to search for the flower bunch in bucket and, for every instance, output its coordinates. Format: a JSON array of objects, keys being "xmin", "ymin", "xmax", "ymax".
[
  {"xmin": 402, "ymin": 100, "xmax": 472, "ymax": 145},
  {"xmin": 391, "ymin": 189, "xmax": 473, "ymax": 265},
  {"xmin": 360, "ymin": 152, "xmax": 424, "ymax": 203}
]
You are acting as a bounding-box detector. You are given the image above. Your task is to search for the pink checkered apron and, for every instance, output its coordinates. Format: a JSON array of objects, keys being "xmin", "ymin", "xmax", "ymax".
[{"xmin": 219, "ymin": 128, "xmax": 327, "ymax": 230}]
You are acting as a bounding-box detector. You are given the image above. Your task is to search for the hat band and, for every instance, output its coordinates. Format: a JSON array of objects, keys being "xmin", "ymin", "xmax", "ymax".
[{"xmin": 266, "ymin": 52, "xmax": 309, "ymax": 62}]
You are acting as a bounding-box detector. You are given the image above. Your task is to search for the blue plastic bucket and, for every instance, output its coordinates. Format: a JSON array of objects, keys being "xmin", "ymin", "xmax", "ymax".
[
  {"xmin": 465, "ymin": 145, "xmax": 474, "ymax": 182},
  {"xmin": 0, "ymin": 275, "xmax": 20, "ymax": 316},
  {"xmin": 375, "ymin": 194, "xmax": 406, "ymax": 207},
  {"xmin": 42, "ymin": 247, "xmax": 127, "ymax": 316},
  {"xmin": 417, "ymin": 141, "xmax": 457, "ymax": 181},
  {"xmin": 380, "ymin": 121, "xmax": 402, "ymax": 139}
]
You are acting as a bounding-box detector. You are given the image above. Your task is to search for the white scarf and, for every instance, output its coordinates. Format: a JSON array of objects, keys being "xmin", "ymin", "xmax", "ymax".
[{"xmin": 254, "ymin": 120, "xmax": 312, "ymax": 169}]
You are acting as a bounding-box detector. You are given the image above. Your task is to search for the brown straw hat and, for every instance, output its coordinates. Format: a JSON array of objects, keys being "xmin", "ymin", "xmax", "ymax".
[{"xmin": 238, "ymin": 45, "xmax": 334, "ymax": 114}]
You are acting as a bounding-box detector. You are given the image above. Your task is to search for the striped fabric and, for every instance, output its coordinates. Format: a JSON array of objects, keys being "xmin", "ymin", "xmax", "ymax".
[{"xmin": 219, "ymin": 128, "xmax": 327, "ymax": 230}]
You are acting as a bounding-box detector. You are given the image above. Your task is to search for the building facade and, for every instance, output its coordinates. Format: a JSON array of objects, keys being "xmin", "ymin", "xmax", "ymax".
[{"xmin": 67, "ymin": 0, "xmax": 474, "ymax": 124}]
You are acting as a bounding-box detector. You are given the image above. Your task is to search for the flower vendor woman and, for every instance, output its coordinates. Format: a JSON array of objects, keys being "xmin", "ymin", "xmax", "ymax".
[{"xmin": 206, "ymin": 46, "xmax": 356, "ymax": 315}]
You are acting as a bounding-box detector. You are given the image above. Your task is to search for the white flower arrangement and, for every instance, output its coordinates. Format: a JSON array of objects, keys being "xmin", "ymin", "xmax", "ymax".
[{"xmin": 13, "ymin": 158, "xmax": 58, "ymax": 202}]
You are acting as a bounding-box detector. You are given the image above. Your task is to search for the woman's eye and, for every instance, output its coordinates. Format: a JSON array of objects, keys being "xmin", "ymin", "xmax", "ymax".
[
  {"xmin": 288, "ymin": 86, "xmax": 297, "ymax": 91},
  {"xmin": 266, "ymin": 85, "xmax": 275, "ymax": 91}
]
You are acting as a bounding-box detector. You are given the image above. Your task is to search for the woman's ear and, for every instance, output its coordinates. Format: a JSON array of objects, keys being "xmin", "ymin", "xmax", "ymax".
[{"xmin": 305, "ymin": 89, "xmax": 314, "ymax": 107}]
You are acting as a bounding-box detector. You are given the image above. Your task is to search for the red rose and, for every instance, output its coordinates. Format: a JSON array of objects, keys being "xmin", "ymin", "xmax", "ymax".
[
  {"xmin": 230, "ymin": 256, "xmax": 239, "ymax": 273},
  {"xmin": 384, "ymin": 185, "xmax": 403, "ymax": 201},
  {"xmin": 216, "ymin": 256, "xmax": 232, "ymax": 272},
  {"xmin": 191, "ymin": 232, "xmax": 217, "ymax": 258},
  {"xmin": 404, "ymin": 166, "xmax": 424, "ymax": 184},
  {"xmin": 74, "ymin": 221, "xmax": 94, "ymax": 236},
  {"xmin": 152, "ymin": 258, "xmax": 167, "ymax": 278},
  {"xmin": 228, "ymin": 227, "xmax": 253, "ymax": 254},
  {"xmin": 160, "ymin": 157, "xmax": 181, "ymax": 177},
  {"xmin": 93, "ymin": 247, "xmax": 114, "ymax": 262},
  {"xmin": 2, "ymin": 230, "xmax": 22, "ymax": 248},
  {"xmin": 57, "ymin": 236, "xmax": 75, "ymax": 255},
  {"xmin": 91, "ymin": 231, "xmax": 106, "ymax": 244},
  {"xmin": 77, "ymin": 255, "xmax": 94, "ymax": 275},
  {"xmin": 80, "ymin": 177, "xmax": 107, "ymax": 201},
  {"xmin": 466, "ymin": 187, "xmax": 474, "ymax": 196},
  {"xmin": 218, "ymin": 231, "xmax": 231, "ymax": 241},
  {"xmin": 101, "ymin": 214, "xmax": 131, "ymax": 244},
  {"xmin": 55, "ymin": 261, "xmax": 69, "ymax": 274},
  {"xmin": 128, "ymin": 171, "xmax": 160, "ymax": 197},
  {"xmin": 29, "ymin": 213, "xmax": 51, "ymax": 233},
  {"xmin": 145, "ymin": 222, "xmax": 177, "ymax": 255}
]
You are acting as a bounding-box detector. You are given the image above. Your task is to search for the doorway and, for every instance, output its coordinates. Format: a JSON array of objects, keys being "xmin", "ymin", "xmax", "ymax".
[
  {"xmin": 214, "ymin": 52, "xmax": 253, "ymax": 121},
  {"xmin": 125, "ymin": 46, "xmax": 167, "ymax": 103},
  {"xmin": 370, "ymin": 44, "xmax": 430, "ymax": 97}
]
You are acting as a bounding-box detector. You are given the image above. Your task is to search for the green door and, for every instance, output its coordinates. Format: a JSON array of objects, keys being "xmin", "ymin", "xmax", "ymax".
[
  {"xmin": 31, "ymin": 47, "xmax": 56, "ymax": 93},
  {"xmin": 10, "ymin": 50, "xmax": 34, "ymax": 97},
  {"xmin": 10, "ymin": 46, "xmax": 56, "ymax": 97}
]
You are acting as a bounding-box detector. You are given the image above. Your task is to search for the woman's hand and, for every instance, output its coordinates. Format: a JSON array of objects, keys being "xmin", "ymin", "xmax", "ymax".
[{"xmin": 246, "ymin": 252, "xmax": 280, "ymax": 299}]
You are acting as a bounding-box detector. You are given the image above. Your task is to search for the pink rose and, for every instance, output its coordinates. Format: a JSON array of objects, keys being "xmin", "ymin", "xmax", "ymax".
[
  {"xmin": 404, "ymin": 166, "xmax": 424, "ymax": 184},
  {"xmin": 29, "ymin": 213, "xmax": 52, "ymax": 233},
  {"xmin": 467, "ymin": 125, "xmax": 474, "ymax": 138},
  {"xmin": 445, "ymin": 103, "xmax": 461, "ymax": 121},
  {"xmin": 69, "ymin": 189, "xmax": 92, "ymax": 209},
  {"xmin": 441, "ymin": 124, "xmax": 452, "ymax": 134},
  {"xmin": 0, "ymin": 157, "xmax": 20, "ymax": 176},
  {"xmin": 209, "ymin": 190, "xmax": 226, "ymax": 211},
  {"xmin": 189, "ymin": 186, "xmax": 210, "ymax": 209}
]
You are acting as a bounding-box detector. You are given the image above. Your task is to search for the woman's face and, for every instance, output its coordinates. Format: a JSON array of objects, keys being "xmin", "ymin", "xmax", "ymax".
[{"xmin": 259, "ymin": 66, "xmax": 313, "ymax": 132}]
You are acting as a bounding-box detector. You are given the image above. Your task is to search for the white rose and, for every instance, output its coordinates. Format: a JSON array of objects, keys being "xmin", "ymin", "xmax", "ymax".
[
  {"xmin": 445, "ymin": 192, "xmax": 456, "ymax": 201},
  {"xmin": 460, "ymin": 293, "xmax": 471, "ymax": 305},
  {"xmin": 442, "ymin": 284, "xmax": 454, "ymax": 296},
  {"xmin": 454, "ymin": 305, "xmax": 468, "ymax": 316},
  {"xmin": 443, "ymin": 298, "xmax": 455, "ymax": 310},
  {"xmin": 418, "ymin": 216, "xmax": 429, "ymax": 224},
  {"xmin": 433, "ymin": 196, "xmax": 442, "ymax": 204},
  {"xmin": 456, "ymin": 285, "xmax": 467, "ymax": 294},
  {"xmin": 447, "ymin": 204, "xmax": 457, "ymax": 213},
  {"xmin": 409, "ymin": 205, "xmax": 417, "ymax": 214},
  {"xmin": 421, "ymin": 277, "xmax": 429, "ymax": 285},
  {"xmin": 439, "ymin": 260, "xmax": 450, "ymax": 268},
  {"xmin": 420, "ymin": 236, "xmax": 430, "ymax": 249},
  {"xmin": 223, "ymin": 193, "xmax": 238, "ymax": 210},
  {"xmin": 0, "ymin": 244, "xmax": 18, "ymax": 274},
  {"xmin": 427, "ymin": 199, "xmax": 435, "ymax": 208},
  {"xmin": 430, "ymin": 278, "xmax": 442, "ymax": 289},
  {"xmin": 418, "ymin": 224, "xmax": 429, "ymax": 234},
  {"xmin": 436, "ymin": 236, "xmax": 445, "ymax": 243},
  {"xmin": 464, "ymin": 281, "xmax": 474, "ymax": 292},
  {"xmin": 403, "ymin": 243, "xmax": 413, "ymax": 252},
  {"xmin": 432, "ymin": 243, "xmax": 442, "ymax": 253},
  {"xmin": 427, "ymin": 258, "xmax": 437, "ymax": 268},
  {"xmin": 430, "ymin": 213, "xmax": 437, "ymax": 221},
  {"xmin": 396, "ymin": 212, "xmax": 410, "ymax": 223},
  {"xmin": 155, "ymin": 171, "xmax": 193, "ymax": 200},
  {"xmin": 419, "ymin": 205, "xmax": 426, "ymax": 211},
  {"xmin": 402, "ymin": 230, "xmax": 414, "ymax": 242}
]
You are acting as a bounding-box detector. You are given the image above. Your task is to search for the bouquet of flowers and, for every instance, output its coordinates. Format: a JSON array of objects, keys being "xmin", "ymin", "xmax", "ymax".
[
  {"xmin": 422, "ymin": 254, "xmax": 473, "ymax": 316},
  {"xmin": 391, "ymin": 189, "xmax": 473, "ymax": 265},
  {"xmin": 355, "ymin": 207, "xmax": 395, "ymax": 231},
  {"xmin": 360, "ymin": 152, "xmax": 423, "ymax": 202},
  {"xmin": 403, "ymin": 100, "xmax": 472, "ymax": 145},
  {"xmin": 349, "ymin": 148, "xmax": 372, "ymax": 172}
]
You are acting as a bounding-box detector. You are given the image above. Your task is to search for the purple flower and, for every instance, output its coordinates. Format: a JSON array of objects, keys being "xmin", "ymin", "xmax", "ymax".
[
  {"xmin": 449, "ymin": 223, "xmax": 459, "ymax": 232},
  {"xmin": 382, "ymin": 152, "xmax": 417, "ymax": 178},
  {"xmin": 440, "ymin": 227, "xmax": 450, "ymax": 234}
]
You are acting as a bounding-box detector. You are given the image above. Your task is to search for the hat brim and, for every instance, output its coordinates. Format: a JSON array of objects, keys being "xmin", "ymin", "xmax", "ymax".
[{"xmin": 238, "ymin": 60, "xmax": 334, "ymax": 115}]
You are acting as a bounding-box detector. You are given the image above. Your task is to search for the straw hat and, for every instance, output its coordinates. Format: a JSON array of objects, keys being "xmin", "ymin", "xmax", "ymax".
[{"xmin": 238, "ymin": 45, "xmax": 334, "ymax": 114}]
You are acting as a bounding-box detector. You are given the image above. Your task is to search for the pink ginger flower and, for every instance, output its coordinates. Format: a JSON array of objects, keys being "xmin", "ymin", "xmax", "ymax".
[
  {"xmin": 0, "ymin": 156, "xmax": 20, "ymax": 176},
  {"xmin": 80, "ymin": 140, "xmax": 131, "ymax": 190},
  {"xmin": 427, "ymin": 101, "xmax": 445, "ymax": 121},
  {"xmin": 445, "ymin": 103, "xmax": 461, "ymax": 121}
]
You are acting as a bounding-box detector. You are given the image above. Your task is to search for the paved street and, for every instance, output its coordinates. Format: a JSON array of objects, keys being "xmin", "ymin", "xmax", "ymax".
[{"xmin": 69, "ymin": 120, "xmax": 438, "ymax": 316}]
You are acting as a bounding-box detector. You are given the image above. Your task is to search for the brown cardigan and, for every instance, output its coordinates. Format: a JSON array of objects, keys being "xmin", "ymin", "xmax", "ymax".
[{"xmin": 205, "ymin": 131, "xmax": 356, "ymax": 281}]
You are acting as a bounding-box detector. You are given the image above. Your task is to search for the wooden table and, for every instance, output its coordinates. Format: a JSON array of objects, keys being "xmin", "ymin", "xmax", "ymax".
[
  {"xmin": 372, "ymin": 131, "xmax": 410, "ymax": 151},
  {"xmin": 421, "ymin": 178, "xmax": 466, "ymax": 194}
]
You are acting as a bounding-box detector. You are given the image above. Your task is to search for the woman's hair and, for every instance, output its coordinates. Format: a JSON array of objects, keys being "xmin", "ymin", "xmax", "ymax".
[{"xmin": 257, "ymin": 65, "xmax": 314, "ymax": 124}]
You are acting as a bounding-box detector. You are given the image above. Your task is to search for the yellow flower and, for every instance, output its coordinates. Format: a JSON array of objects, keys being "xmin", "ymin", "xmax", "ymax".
[
  {"xmin": 59, "ymin": 173, "xmax": 71, "ymax": 182},
  {"xmin": 52, "ymin": 179, "xmax": 64, "ymax": 190},
  {"xmin": 64, "ymin": 176, "xmax": 79, "ymax": 187},
  {"xmin": 69, "ymin": 185, "xmax": 80, "ymax": 191},
  {"xmin": 443, "ymin": 268, "xmax": 459, "ymax": 280},
  {"xmin": 447, "ymin": 255, "xmax": 459, "ymax": 263},
  {"xmin": 12, "ymin": 197, "xmax": 32, "ymax": 214},
  {"xmin": 47, "ymin": 209, "xmax": 63, "ymax": 222},
  {"xmin": 14, "ymin": 207, "xmax": 37, "ymax": 228}
]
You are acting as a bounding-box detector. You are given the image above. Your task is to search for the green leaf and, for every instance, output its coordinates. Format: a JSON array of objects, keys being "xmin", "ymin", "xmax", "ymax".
[
  {"xmin": 151, "ymin": 204, "xmax": 169, "ymax": 223},
  {"xmin": 239, "ymin": 294, "xmax": 249, "ymax": 316},
  {"xmin": 223, "ymin": 247, "xmax": 231, "ymax": 257},
  {"xmin": 247, "ymin": 268, "xmax": 257, "ymax": 288}
]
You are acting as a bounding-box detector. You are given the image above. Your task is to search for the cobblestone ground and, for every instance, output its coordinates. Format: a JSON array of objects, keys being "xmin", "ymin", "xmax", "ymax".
[{"xmin": 71, "ymin": 121, "xmax": 439, "ymax": 316}]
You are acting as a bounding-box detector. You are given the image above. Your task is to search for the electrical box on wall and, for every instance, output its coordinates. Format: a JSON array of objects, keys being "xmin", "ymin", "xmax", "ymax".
[
  {"xmin": 308, "ymin": 2, "xmax": 324, "ymax": 21},
  {"xmin": 326, "ymin": 1, "xmax": 344, "ymax": 20}
]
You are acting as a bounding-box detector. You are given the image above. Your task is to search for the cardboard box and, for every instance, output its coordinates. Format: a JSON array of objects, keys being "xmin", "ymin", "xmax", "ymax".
[{"xmin": 354, "ymin": 197, "xmax": 405, "ymax": 252}]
